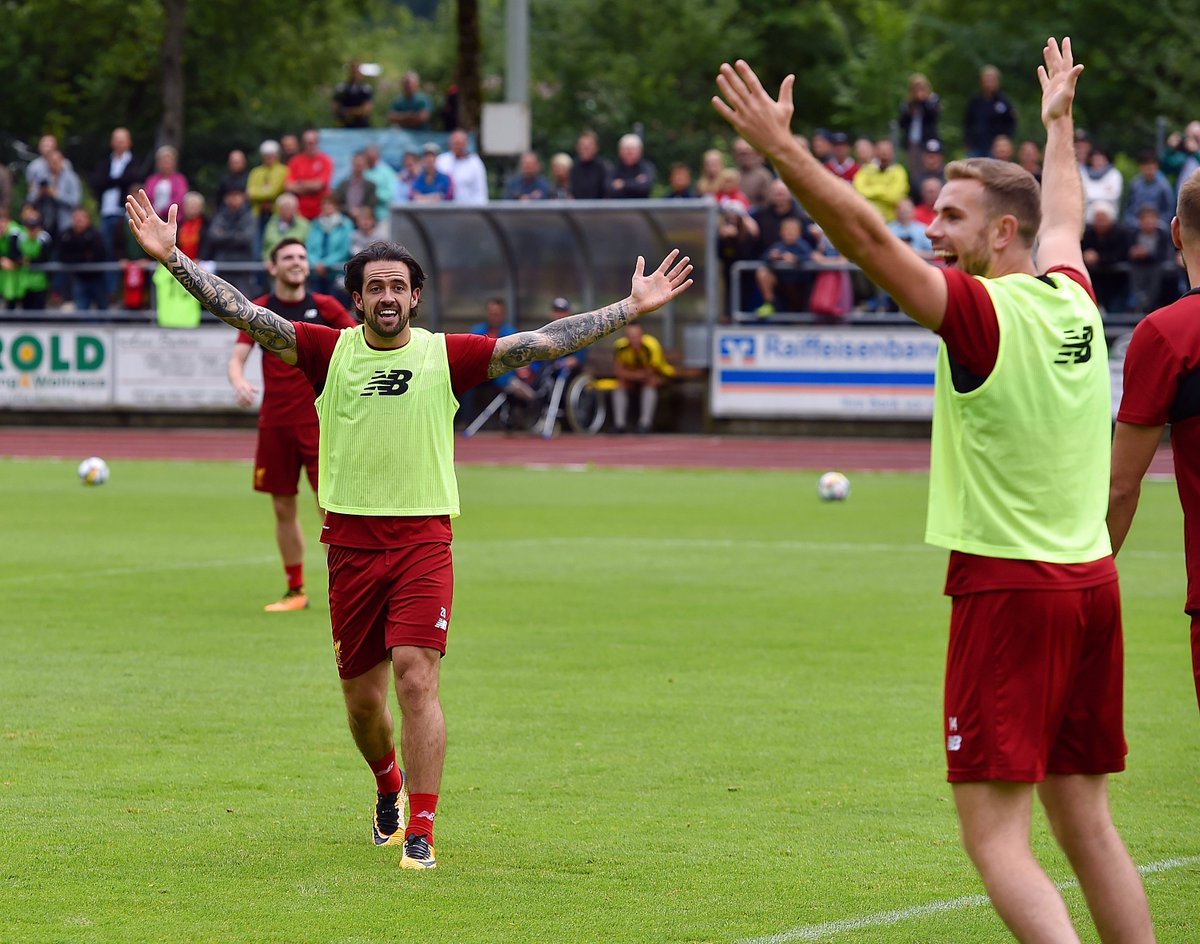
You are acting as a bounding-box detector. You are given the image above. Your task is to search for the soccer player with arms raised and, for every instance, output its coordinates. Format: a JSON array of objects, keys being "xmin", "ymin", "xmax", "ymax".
[
  {"xmin": 713, "ymin": 39, "xmax": 1154, "ymax": 942},
  {"xmin": 126, "ymin": 189, "xmax": 691, "ymax": 870}
]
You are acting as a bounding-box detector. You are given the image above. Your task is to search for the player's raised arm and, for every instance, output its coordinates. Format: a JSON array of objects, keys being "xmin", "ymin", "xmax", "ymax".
[
  {"xmin": 488, "ymin": 250, "xmax": 692, "ymax": 378},
  {"xmin": 1034, "ymin": 37, "xmax": 1087, "ymax": 274},
  {"xmin": 712, "ymin": 60, "xmax": 946, "ymax": 329},
  {"xmin": 126, "ymin": 189, "xmax": 299, "ymax": 364}
]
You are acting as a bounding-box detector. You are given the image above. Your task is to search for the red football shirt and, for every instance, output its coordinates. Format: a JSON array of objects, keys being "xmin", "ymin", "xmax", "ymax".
[
  {"xmin": 237, "ymin": 293, "xmax": 357, "ymax": 428},
  {"xmin": 935, "ymin": 265, "xmax": 1116, "ymax": 594},
  {"xmin": 285, "ymin": 152, "xmax": 334, "ymax": 220},
  {"xmin": 293, "ymin": 322, "xmax": 497, "ymax": 548},
  {"xmin": 1117, "ymin": 288, "xmax": 1200, "ymax": 611}
]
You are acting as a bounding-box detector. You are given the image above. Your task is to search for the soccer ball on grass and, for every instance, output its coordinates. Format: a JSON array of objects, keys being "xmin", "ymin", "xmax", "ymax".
[
  {"xmin": 78, "ymin": 456, "xmax": 110, "ymax": 486},
  {"xmin": 817, "ymin": 470, "xmax": 850, "ymax": 502}
]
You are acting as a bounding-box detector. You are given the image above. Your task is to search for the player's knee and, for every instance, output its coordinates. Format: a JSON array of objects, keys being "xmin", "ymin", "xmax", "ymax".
[{"xmin": 392, "ymin": 654, "xmax": 440, "ymax": 707}]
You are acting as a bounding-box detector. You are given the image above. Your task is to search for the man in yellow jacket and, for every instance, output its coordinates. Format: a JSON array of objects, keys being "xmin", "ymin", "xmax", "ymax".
[{"xmin": 612, "ymin": 321, "xmax": 675, "ymax": 434}]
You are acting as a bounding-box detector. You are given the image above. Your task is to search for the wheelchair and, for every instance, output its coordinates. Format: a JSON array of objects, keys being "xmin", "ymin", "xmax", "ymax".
[{"xmin": 462, "ymin": 364, "xmax": 612, "ymax": 439}]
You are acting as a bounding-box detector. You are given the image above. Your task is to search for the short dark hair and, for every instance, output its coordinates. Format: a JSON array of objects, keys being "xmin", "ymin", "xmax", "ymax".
[
  {"xmin": 269, "ymin": 237, "xmax": 306, "ymax": 264},
  {"xmin": 343, "ymin": 241, "xmax": 427, "ymax": 315}
]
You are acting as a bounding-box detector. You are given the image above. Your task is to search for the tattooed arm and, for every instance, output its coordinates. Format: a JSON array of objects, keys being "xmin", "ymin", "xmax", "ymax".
[
  {"xmin": 125, "ymin": 188, "xmax": 299, "ymax": 365},
  {"xmin": 489, "ymin": 250, "xmax": 692, "ymax": 379}
]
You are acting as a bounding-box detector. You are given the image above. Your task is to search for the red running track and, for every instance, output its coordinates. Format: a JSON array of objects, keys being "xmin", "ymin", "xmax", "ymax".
[{"xmin": 0, "ymin": 426, "xmax": 1176, "ymax": 476}]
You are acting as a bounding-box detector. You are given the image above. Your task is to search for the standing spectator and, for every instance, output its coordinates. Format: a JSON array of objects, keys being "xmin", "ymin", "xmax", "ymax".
[
  {"xmin": 332, "ymin": 61, "xmax": 374, "ymax": 128},
  {"xmin": 261, "ymin": 192, "xmax": 310, "ymax": 262},
  {"xmin": 548, "ymin": 153, "xmax": 573, "ymax": 199},
  {"xmin": 1123, "ymin": 150, "xmax": 1174, "ymax": 229},
  {"xmin": 57, "ymin": 208, "xmax": 109, "ymax": 311},
  {"xmin": 607, "ymin": 133, "xmax": 655, "ymax": 199},
  {"xmin": 611, "ymin": 322, "xmax": 675, "ymax": 434},
  {"xmin": 1109, "ymin": 173, "xmax": 1200, "ymax": 714},
  {"xmin": 853, "ymin": 138, "xmax": 910, "ymax": 221},
  {"xmin": 143, "ymin": 146, "xmax": 188, "ymax": 218},
  {"xmin": 439, "ymin": 82, "xmax": 460, "ymax": 132},
  {"xmin": 665, "ymin": 163, "xmax": 698, "ymax": 199},
  {"xmin": 1082, "ymin": 147, "xmax": 1124, "ymax": 225},
  {"xmin": 279, "ymin": 134, "xmax": 300, "ymax": 164},
  {"xmin": 412, "ymin": 144, "xmax": 454, "ymax": 202},
  {"xmin": 0, "ymin": 208, "xmax": 25, "ymax": 309},
  {"xmin": 696, "ymin": 148, "xmax": 727, "ymax": 196},
  {"xmin": 25, "ymin": 134, "xmax": 72, "ymax": 191},
  {"xmin": 175, "ymin": 191, "xmax": 208, "ymax": 260},
  {"xmin": 963, "ymin": 64, "xmax": 1016, "ymax": 158},
  {"xmin": 333, "ymin": 151, "xmax": 379, "ymax": 219},
  {"xmin": 206, "ymin": 188, "xmax": 258, "ymax": 295},
  {"xmin": 898, "ymin": 72, "xmax": 941, "ymax": 173},
  {"xmin": 1177, "ymin": 121, "xmax": 1200, "ymax": 188},
  {"xmin": 387, "ymin": 70, "xmax": 432, "ymax": 130},
  {"xmin": 810, "ymin": 129, "xmax": 833, "ymax": 164},
  {"xmin": 216, "ymin": 149, "xmax": 249, "ymax": 206},
  {"xmin": 89, "ymin": 127, "xmax": 141, "ymax": 269},
  {"xmin": 754, "ymin": 214, "xmax": 813, "ymax": 316},
  {"xmin": 305, "ymin": 195, "xmax": 354, "ymax": 296},
  {"xmin": 1081, "ymin": 200, "xmax": 1131, "ymax": 313},
  {"xmin": 1126, "ymin": 204, "xmax": 1174, "ymax": 314},
  {"xmin": 361, "ymin": 143, "xmax": 397, "ymax": 222},
  {"xmin": 823, "ymin": 132, "xmax": 858, "ymax": 183},
  {"xmin": 29, "ymin": 149, "xmax": 81, "ymax": 239},
  {"xmin": 247, "ymin": 140, "xmax": 289, "ymax": 232},
  {"xmin": 435, "ymin": 130, "xmax": 489, "ymax": 205},
  {"xmin": 1073, "ymin": 127, "xmax": 1093, "ymax": 170},
  {"xmin": 17, "ymin": 206, "xmax": 52, "ymax": 309},
  {"xmin": 732, "ymin": 136, "xmax": 774, "ymax": 206},
  {"xmin": 568, "ymin": 130, "xmax": 609, "ymax": 199},
  {"xmin": 286, "ymin": 129, "xmax": 334, "ymax": 221},
  {"xmin": 1017, "ymin": 139, "xmax": 1043, "ymax": 182},
  {"xmin": 909, "ymin": 139, "xmax": 947, "ymax": 202},
  {"xmin": 225, "ymin": 238, "xmax": 357, "ymax": 612},
  {"xmin": 502, "ymin": 151, "xmax": 551, "ymax": 201}
]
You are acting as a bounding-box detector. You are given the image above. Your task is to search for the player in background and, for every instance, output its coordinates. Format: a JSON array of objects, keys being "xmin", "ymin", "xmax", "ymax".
[
  {"xmin": 126, "ymin": 189, "xmax": 692, "ymax": 870},
  {"xmin": 713, "ymin": 39, "xmax": 1154, "ymax": 943},
  {"xmin": 227, "ymin": 238, "xmax": 358, "ymax": 611},
  {"xmin": 1109, "ymin": 171, "xmax": 1200, "ymax": 712}
]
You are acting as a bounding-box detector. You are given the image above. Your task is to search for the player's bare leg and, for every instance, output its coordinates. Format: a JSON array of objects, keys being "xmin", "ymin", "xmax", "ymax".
[
  {"xmin": 341, "ymin": 661, "xmax": 406, "ymax": 846},
  {"xmin": 265, "ymin": 493, "xmax": 307, "ymax": 610},
  {"xmin": 953, "ymin": 781, "xmax": 1082, "ymax": 943},
  {"xmin": 1038, "ymin": 774, "xmax": 1155, "ymax": 943},
  {"xmin": 392, "ymin": 645, "xmax": 444, "ymax": 868}
]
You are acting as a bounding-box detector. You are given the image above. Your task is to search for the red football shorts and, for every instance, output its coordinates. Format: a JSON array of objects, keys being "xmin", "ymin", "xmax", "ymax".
[
  {"xmin": 326, "ymin": 542, "xmax": 454, "ymax": 679},
  {"xmin": 253, "ymin": 423, "xmax": 320, "ymax": 496},
  {"xmin": 944, "ymin": 581, "xmax": 1127, "ymax": 782}
]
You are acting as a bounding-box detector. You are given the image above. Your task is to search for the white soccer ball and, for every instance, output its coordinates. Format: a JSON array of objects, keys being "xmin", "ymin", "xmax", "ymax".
[
  {"xmin": 78, "ymin": 456, "xmax": 110, "ymax": 486},
  {"xmin": 817, "ymin": 470, "xmax": 850, "ymax": 502}
]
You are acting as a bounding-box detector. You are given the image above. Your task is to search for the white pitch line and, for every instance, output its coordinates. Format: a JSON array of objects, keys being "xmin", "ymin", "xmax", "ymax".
[
  {"xmin": 0, "ymin": 554, "xmax": 278, "ymax": 586},
  {"xmin": 738, "ymin": 855, "xmax": 1200, "ymax": 943}
]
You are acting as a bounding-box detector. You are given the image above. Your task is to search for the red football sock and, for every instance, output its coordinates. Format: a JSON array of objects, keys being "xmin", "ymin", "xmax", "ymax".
[
  {"xmin": 285, "ymin": 562, "xmax": 304, "ymax": 592},
  {"xmin": 368, "ymin": 748, "xmax": 403, "ymax": 796},
  {"xmin": 407, "ymin": 793, "xmax": 438, "ymax": 841}
]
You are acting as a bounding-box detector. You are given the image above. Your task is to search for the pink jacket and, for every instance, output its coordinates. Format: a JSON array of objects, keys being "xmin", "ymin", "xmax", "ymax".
[{"xmin": 143, "ymin": 172, "xmax": 189, "ymax": 215}]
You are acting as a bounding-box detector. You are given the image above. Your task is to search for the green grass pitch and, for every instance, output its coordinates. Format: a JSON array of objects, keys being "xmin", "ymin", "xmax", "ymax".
[{"xmin": 0, "ymin": 456, "xmax": 1197, "ymax": 943}]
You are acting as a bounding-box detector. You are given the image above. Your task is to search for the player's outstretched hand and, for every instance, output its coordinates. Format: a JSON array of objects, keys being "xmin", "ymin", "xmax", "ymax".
[
  {"xmin": 629, "ymin": 250, "xmax": 693, "ymax": 316},
  {"xmin": 711, "ymin": 60, "xmax": 795, "ymax": 159},
  {"xmin": 125, "ymin": 189, "xmax": 178, "ymax": 262},
  {"xmin": 1038, "ymin": 36, "xmax": 1083, "ymax": 126}
]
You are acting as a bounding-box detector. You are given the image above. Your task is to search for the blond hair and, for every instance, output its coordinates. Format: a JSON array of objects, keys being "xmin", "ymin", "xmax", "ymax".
[{"xmin": 945, "ymin": 157, "xmax": 1041, "ymax": 246}]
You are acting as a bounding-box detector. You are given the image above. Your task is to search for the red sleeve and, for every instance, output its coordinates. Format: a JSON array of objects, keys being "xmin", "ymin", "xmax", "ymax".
[
  {"xmin": 1117, "ymin": 318, "xmax": 1176, "ymax": 426},
  {"xmin": 935, "ymin": 268, "xmax": 1000, "ymax": 378},
  {"xmin": 313, "ymin": 293, "xmax": 358, "ymax": 329},
  {"xmin": 236, "ymin": 295, "xmax": 271, "ymax": 346},
  {"xmin": 293, "ymin": 322, "xmax": 343, "ymax": 391},
  {"xmin": 1045, "ymin": 265, "xmax": 1099, "ymax": 306},
  {"xmin": 446, "ymin": 333, "xmax": 498, "ymax": 395}
]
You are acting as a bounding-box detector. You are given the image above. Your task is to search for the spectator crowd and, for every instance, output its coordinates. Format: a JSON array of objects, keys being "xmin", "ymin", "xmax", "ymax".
[{"xmin": 1, "ymin": 62, "xmax": 1193, "ymax": 318}]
